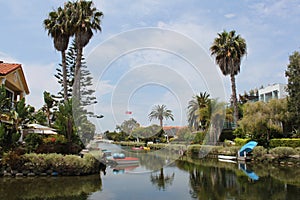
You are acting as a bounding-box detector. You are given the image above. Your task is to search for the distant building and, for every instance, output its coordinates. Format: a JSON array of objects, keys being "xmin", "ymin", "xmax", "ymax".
[{"xmin": 258, "ymin": 83, "xmax": 287, "ymax": 102}]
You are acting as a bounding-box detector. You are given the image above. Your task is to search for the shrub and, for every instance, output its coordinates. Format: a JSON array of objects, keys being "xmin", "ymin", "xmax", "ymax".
[
  {"xmin": 21, "ymin": 153, "xmax": 99, "ymax": 175},
  {"xmin": 269, "ymin": 138, "xmax": 300, "ymax": 148},
  {"xmin": 269, "ymin": 147, "xmax": 296, "ymax": 159},
  {"xmin": 2, "ymin": 151, "xmax": 25, "ymax": 170},
  {"xmin": 234, "ymin": 138, "xmax": 250, "ymax": 146},
  {"xmin": 43, "ymin": 134, "xmax": 67, "ymax": 144},
  {"xmin": 252, "ymin": 146, "xmax": 267, "ymax": 159},
  {"xmin": 24, "ymin": 133, "xmax": 43, "ymax": 153},
  {"xmin": 36, "ymin": 142, "xmax": 82, "ymax": 154},
  {"xmin": 193, "ymin": 131, "xmax": 206, "ymax": 144}
]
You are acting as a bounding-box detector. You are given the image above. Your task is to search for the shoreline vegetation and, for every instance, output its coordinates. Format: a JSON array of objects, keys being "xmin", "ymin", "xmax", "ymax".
[{"xmin": 1, "ymin": 140, "xmax": 299, "ymax": 178}]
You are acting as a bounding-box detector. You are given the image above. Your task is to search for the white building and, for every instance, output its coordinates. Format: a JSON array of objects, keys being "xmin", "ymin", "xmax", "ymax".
[{"xmin": 258, "ymin": 83, "xmax": 287, "ymax": 102}]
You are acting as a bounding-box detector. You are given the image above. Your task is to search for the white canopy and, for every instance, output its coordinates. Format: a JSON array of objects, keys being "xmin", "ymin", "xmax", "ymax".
[{"xmin": 26, "ymin": 124, "xmax": 57, "ymax": 135}]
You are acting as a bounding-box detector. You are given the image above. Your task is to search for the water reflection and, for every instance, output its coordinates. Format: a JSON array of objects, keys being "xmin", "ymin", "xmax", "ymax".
[
  {"xmin": 150, "ymin": 168, "xmax": 175, "ymax": 191},
  {"xmin": 176, "ymin": 158, "xmax": 300, "ymax": 200},
  {"xmin": 0, "ymin": 175, "xmax": 102, "ymax": 200},
  {"xmin": 1, "ymin": 156, "xmax": 299, "ymax": 200}
]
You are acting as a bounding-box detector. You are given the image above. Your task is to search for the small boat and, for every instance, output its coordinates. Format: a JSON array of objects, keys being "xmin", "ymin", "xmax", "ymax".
[
  {"xmin": 218, "ymin": 155, "xmax": 236, "ymax": 160},
  {"xmin": 131, "ymin": 146, "xmax": 144, "ymax": 150},
  {"xmin": 131, "ymin": 146, "xmax": 150, "ymax": 151},
  {"xmin": 108, "ymin": 153, "xmax": 139, "ymax": 165}
]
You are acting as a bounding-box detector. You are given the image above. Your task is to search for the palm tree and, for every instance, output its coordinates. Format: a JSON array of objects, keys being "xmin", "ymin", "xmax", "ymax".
[
  {"xmin": 44, "ymin": 6, "xmax": 71, "ymax": 102},
  {"xmin": 210, "ymin": 30, "xmax": 247, "ymax": 126},
  {"xmin": 188, "ymin": 92, "xmax": 211, "ymax": 131},
  {"xmin": 148, "ymin": 105, "xmax": 174, "ymax": 127},
  {"xmin": 65, "ymin": 0, "xmax": 103, "ymax": 98}
]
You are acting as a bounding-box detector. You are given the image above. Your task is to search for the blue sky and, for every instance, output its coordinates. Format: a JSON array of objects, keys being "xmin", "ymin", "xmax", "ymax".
[{"xmin": 0, "ymin": 0, "xmax": 299, "ymax": 132}]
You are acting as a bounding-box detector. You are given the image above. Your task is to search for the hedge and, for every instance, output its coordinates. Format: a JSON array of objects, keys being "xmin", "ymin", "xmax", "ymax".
[
  {"xmin": 1, "ymin": 152, "xmax": 100, "ymax": 176},
  {"xmin": 234, "ymin": 138, "xmax": 250, "ymax": 146},
  {"xmin": 269, "ymin": 138, "xmax": 300, "ymax": 148}
]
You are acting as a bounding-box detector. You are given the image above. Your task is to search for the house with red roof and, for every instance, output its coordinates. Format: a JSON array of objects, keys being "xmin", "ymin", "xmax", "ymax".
[{"xmin": 0, "ymin": 61, "xmax": 30, "ymax": 105}]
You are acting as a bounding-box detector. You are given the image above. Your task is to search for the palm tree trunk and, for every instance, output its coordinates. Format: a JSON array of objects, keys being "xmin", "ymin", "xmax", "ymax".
[
  {"xmin": 61, "ymin": 51, "xmax": 68, "ymax": 102},
  {"xmin": 160, "ymin": 119, "xmax": 163, "ymax": 127},
  {"xmin": 230, "ymin": 74, "xmax": 238, "ymax": 126},
  {"xmin": 74, "ymin": 43, "xmax": 82, "ymax": 99}
]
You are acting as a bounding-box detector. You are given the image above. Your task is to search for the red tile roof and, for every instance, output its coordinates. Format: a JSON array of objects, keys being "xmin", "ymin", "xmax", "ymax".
[{"xmin": 0, "ymin": 62, "xmax": 21, "ymax": 75}]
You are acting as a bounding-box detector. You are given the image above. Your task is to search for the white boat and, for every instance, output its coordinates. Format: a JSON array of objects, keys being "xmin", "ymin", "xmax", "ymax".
[{"xmin": 218, "ymin": 155, "xmax": 236, "ymax": 160}]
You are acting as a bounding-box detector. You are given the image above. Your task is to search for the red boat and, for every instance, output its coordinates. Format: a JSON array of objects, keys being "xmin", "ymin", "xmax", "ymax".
[{"xmin": 109, "ymin": 153, "xmax": 139, "ymax": 165}]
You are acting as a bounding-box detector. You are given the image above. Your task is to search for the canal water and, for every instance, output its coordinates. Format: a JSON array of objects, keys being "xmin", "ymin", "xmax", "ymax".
[{"xmin": 1, "ymin": 144, "xmax": 299, "ymax": 200}]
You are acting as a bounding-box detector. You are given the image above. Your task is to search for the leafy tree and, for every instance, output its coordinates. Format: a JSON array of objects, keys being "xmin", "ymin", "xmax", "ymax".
[
  {"xmin": 53, "ymin": 98, "xmax": 95, "ymax": 146},
  {"xmin": 149, "ymin": 105, "xmax": 174, "ymax": 127},
  {"xmin": 285, "ymin": 51, "xmax": 300, "ymax": 133},
  {"xmin": 131, "ymin": 124, "xmax": 162, "ymax": 142},
  {"xmin": 237, "ymin": 99, "xmax": 288, "ymax": 146},
  {"xmin": 116, "ymin": 118, "xmax": 140, "ymax": 135},
  {"xmin": 0, "ymin": 98, "xmax": 34, "ymax": 151},
  {"xmin": 54, "ymin": 99, "xmax": 75, "ymax": 142},
  {"xmin": 210, "ymin": 30, "xmax": 247, "ymax": 125}
]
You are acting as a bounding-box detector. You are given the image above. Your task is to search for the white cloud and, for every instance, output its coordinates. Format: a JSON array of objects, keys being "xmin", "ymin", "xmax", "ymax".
[{"xmin": 224, "ymin": 13, "xmax": 236, "ymax": 18}]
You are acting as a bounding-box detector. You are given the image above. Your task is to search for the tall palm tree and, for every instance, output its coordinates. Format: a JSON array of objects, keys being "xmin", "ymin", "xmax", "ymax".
[
  {"xmin": 188, "ymin": 92, "xmax": 211, "ymax": 131},
  {"xmin": 44, "ymin": 6, "xmax": 71, "ymax": 102},
  {"xmin": 210, "ymin": 30, "xmax": 247, "ymax": 126},
  {"xmin": 66, "ymin": 0, "xmax": 103, "ymax": 98},
  {"xmin": 148, "ymin": 105, "xmax": 174, "ymax": 127}
]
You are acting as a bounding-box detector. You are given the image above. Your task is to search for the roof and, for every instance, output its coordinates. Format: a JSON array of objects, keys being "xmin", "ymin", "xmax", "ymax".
[
  {"xmin": 0, "ymin": 61, "xmax": 29, "ymax": 94},
  {"xmin": 0, "ymin": 62, "xmax": 21, "ymax": 75}
]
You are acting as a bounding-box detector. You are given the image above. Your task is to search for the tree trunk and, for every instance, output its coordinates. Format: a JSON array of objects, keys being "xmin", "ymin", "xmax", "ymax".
[
  {"xmin": 230, "ymin": 74, "xmax": 238, "ymax": 126},
  {"xmin": 61, "ymin": 51, "xmax": 68, "ymax": 102},
  {"xmin": 74, "ymin": 43, "xmax": 82, "ymax": 100}
]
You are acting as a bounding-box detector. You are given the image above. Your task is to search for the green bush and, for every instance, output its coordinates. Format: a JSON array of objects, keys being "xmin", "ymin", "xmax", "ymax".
[
  {"xmin": 234, "ymin": 138, "xmax": 250, "ymax": 146},
  {"xmin": 24, "ymin": 133, "xmax": 43, "ymax": 153},
  {"xmin": 252, "ymin": 146, "xmax": 267, "ymax": 159},
  {"xmin": 269, "ymin": 147, "xmax": 296, "ymax": 159},
  {"xmin": 269, "ymin": 138, "xmax": 300, "ymax": 148},
  {"xmin": 193, "ymin": 131, "xmax": 206, "ymax": 144},
  {"xmin": 21, "ymin": 153, "xmax": 99, "ymax": 175}
]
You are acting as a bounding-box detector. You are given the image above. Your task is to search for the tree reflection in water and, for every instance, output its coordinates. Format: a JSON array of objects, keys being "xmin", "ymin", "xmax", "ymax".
[
  {"xmin": 150, "ymin": 167, "xmax": 175, "ymax": 191},
  {"xmin": 176, "ymin": 159, "xmax": 300, "ymax": 200},
  {"xmin": 0, "ymin": 174, "xmax": 102, "ymax": 200}
]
